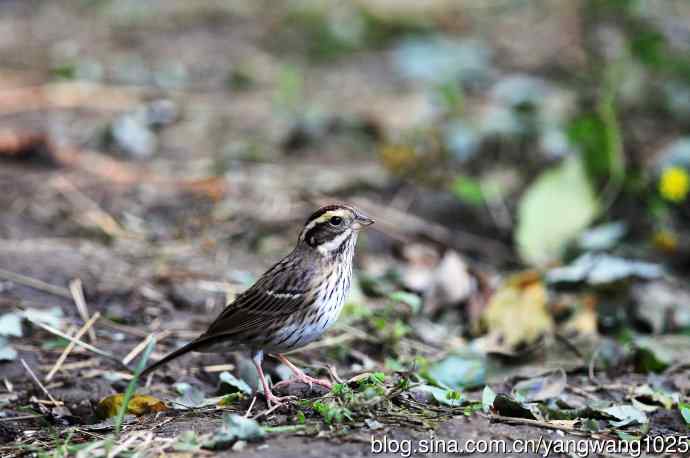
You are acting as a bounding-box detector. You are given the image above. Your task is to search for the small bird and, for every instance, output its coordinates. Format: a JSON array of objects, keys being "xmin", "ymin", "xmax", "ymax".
[{"xmin": 140, "ymin": 203, "xmax": 374, "ymax": 407}]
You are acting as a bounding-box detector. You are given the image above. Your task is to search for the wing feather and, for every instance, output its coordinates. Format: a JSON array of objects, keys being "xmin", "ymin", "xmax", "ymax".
[{"xmin": 199, "ymin": 255, "xmax": 321, "ymax": 340}]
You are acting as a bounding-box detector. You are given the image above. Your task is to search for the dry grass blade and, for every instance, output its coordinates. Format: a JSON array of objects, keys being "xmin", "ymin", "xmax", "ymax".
[
  {"xmin": 69, "ymin": 278, "xmax": 96, "ymax": 343},
  {"xmin": 0, "ymin": 268, "xmax": 71, "ymax": 299},
  {"xmin": 46, "ymin": 312, "xmax": 101, "ymax": 381},
  {"xmin": 20, "ymin": 358, "xmax": 59, "ymax": 405},
  {"xmin": 25, "ymin": 316, "xmax": 124, "ymax": 368},
  {"xmin": 122, "ymin": 331, "xmax": 170, "ymax": 366},
  {"xmin": 51, "ymin": 176, "xmax": 134, "ymax": 239}
]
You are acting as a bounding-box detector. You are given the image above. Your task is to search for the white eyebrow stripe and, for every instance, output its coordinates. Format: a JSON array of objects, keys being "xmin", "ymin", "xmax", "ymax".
[{"xmin": 300, "ymin": 209, "xmax": 351, "ymax": 239}]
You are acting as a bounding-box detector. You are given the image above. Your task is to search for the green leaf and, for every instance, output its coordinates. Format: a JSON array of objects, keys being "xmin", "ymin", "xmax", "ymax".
[
  {"xmin": 482, "ymin": 386, "xmax": 496, "ymax": 413},
  {"xmin": 203, "ymin": 414, "xmax": 265, "ymax": 450},
  {"xmin": 388, "ymin": 291, "xmax": 422, "ymax": 314},
  {"xmin": 427, "ymin": 353, "xmax": 485, "ymax": 389},
  {"xmin": 218, "ymin": 372, "xmax": 253, "ymax": 395},
  {"xmin": 679, "ymin": 403, "xmax": 690, "ymax": 426},
  {"xmin": 516, "ymin": 156, "xmax": 599, "ymax": 266},
  {"xmin": 414, "ymin": 385, "xmax": 464, "ymax": 407},
  {"xmin": 451, "ymin": 175, "xmax": 484, "ymax": 205}
]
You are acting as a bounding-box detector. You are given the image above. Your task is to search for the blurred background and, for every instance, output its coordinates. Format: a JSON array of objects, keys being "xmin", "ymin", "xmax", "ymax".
[{"xmin": 2, "ymin": 0, "xmax": 690, "ymax": 451}]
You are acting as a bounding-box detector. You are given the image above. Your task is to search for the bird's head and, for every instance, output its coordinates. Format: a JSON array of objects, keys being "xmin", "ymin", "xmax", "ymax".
[{"xmin": 298, "ymin": 204, "xmax": 374, "ymax": 256}]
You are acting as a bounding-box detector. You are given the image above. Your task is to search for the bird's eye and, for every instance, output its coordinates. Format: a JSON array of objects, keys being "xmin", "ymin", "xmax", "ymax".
[{"xmin": 329, "ymin": 216, "xmax": 343, "ymax": 226}]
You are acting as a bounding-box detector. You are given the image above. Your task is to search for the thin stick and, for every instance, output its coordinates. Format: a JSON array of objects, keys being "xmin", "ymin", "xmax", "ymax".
[
  {"xmin": 0, "ymin": 268, "xmax": 71, "ymax": 298},
  {"xmin": 25, "ymin": 316, "xmax": 123, "ymax": 367},
  {"xmin": 122, "ymin": 331, "xmax": 170, "ymax": 366},
  {"xmin": 203, "ymin": 364, "xmax": 236, "ymax": 373},
  {"xmin": 20, "ymin": 358, "xmax": 59, "ymax": 405},
  {"xmin": 46, "ymin": 312, "xmax": 101, "ymax": 381},
  {"xmin": 52, "ymin": 176, "xmax": 133, "ymax": 239},
  {"xmin": 0, "ymin": 414, "xmax": 44, "ymax": 422},
  {"xmin": 69, "ymin": 279, "xmax": 96, "ymax": 342},
  {"xmin": 244, "ymin": 396, "xmax": 257, "ymax": 418}
]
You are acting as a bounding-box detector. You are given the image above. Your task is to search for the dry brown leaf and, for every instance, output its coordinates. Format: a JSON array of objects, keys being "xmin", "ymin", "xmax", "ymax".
[
  {"xmin": 482, "ymin": 271, "xmax": 553, "ymax": 350},
  {"xmin": 95, "ymin": 393, "xmax": 167, "ymax": 419}
]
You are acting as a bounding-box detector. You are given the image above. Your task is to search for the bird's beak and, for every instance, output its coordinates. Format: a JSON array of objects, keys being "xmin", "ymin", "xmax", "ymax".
[{"xmin": 352, "ymin": 212, "xmax": 375, "ymax": 230}]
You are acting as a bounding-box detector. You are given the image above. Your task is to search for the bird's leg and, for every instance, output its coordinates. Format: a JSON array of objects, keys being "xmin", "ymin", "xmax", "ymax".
[
  {"xmin": 273, "ymin": 354, "xmax": 333, "ymax": 390},
  {"xmin": 252, "ymin": 351, "xmax": 293, "ymax": 408}
]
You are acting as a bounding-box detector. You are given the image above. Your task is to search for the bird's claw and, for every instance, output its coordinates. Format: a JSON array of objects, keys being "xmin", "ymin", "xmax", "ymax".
[
  {"xmin": 264, "ymin": 392, "xmax": 296, "ymax": 409},
  {"xmin": 274, "ymin": 375, "xmax": 332, "ymax": 391}
]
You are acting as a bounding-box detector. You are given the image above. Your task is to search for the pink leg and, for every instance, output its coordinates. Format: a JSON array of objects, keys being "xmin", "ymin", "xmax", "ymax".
[
  {"xmin": 252, "ymin": 351, "xmax": 293, "ymax": 408},
  {"xmin": 273, "ymin": 354, "xmax": 332, "ymax": 390}
]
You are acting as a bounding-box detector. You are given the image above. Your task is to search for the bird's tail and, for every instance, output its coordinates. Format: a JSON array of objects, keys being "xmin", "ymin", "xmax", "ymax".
[{"xmin": 139, "ymin": 337, "xmax": 209, "ymax": 378}]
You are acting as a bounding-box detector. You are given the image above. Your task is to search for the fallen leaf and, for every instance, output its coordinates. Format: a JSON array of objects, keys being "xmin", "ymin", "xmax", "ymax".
[
  {"xmin": 411, "ymin": 385, "xmax": 464, "ymax": 407},
  {"xmin": 578, "ymin": 222, "xmax": 627, "ymax": 251},
  {"xmin": 23, "ymin": 307, "xmax": 64, "ymax": 329},
  {"xmin": 603, "ymin": 405, "xmax": 648, "ymax": 427},
  {"xmin": 546, "ymin": 253, "xmax": 663, "ymax": 285},
  {"xmin": 218, "ymin": 372, "xmax": 253, "ymax": 396},
  {"xmin": 427, "ymin": 353, "xmax": 486, "ymax": 389},
  {"xmin": 0, "ymin": 313, "xmax": 22, "ymax": 337},
  {"xmin": 174, "ymin": 383, "xmax": 207, "ymax": 409},
  {"xmin": 174, "ymin": 430, "xmax": 202, "ymax": 452},
  {"xmin": 482, "ymin": 386, "xmax": 496, "ymax": 413},
  {"xmin": 632, "ymin": 385, "xmax": 679, "ymax": 410},
  {"xmin": 203, "ymin": 414, "xmax": 265, "ymax": 450},
  {"xmin": 512, "ymin": 369, "xmax": 567, "ymax": 402},
  {"xmin": 516, "ymin": 156, "xmax": 599, "ymax": 266},
  {"xmin": 425, "ymin": 250, "xmax": 474, "ymax": 313},
  {"xmin": 491, "ymin": 394, "xmax": 537, "ymax": 419},
  {"xmin": 0, "ymin": 337, "xmax": 17, "ymax": 361},
  {"xmin": 95, "ymin": 393, "xmax": 167, "ymax": 419},
  {"xmin": 483, "ymin": 272, "xmax": 552, "ymax": 350},
  {"xmin": 633, "ymin": 337, "xmax": 674, "ymax": 373}
]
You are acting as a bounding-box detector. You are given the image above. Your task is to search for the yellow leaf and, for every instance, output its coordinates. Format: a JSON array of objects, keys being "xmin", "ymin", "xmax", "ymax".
[
  {"xmin": 483, "ymin": 272, "xmax": 553, "ymax": 350},
  {"xmin": 96, "ymin": 393, "xmax": 167, "ymax": 419}
]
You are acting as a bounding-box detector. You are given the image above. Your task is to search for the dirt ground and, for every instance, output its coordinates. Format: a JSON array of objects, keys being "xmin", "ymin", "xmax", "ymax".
[{"xmin": 1, "ymin": 1, "xmax": 690, "ymax": 457}]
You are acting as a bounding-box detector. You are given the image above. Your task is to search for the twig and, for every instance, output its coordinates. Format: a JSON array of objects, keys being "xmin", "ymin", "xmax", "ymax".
[
  {"xmin": 0, "ymin": 268, "xmax": 71, "ymax": 299},
  {"xmin": 69, "ymin": 279, "xmax": 96, "ymax": 342},
  {"xmin": 20, "ymin": 358, "xmax": 59, "ymax": 405},
  {"xmin": 40, "ymin": 359, "xmax": 99, "ymax": 373},
  {"xmin": 52, "ymin": 176, "xmax": 134, "ymax": 239},
  {"xmin": 486, "ymin": 413, "xmax": 614, "ymax": 440},
  {"xmin": 0, "ymin": 414, "xmax": 44, "ymax": 422},
  {"xmin": 244, "ymin": 396, "xmax": 257, "ymax": 418},
  {"xmin": 203, "ymin": 364, "xmax": 236, "ymax": 373},
  {"xmin": 252, "ymin": 403, "xmax": 284, "ymax": 420},
  {"xmin": 25, "ymin": 316, "xmax": 125, "ymax": 368},
  {"xmin": 46, "ymin": 312, "xmax": 101, "ymax": 381},
  {"xmin": 122, "ymin": 331, "xmax": 170, "ymax": 366}
]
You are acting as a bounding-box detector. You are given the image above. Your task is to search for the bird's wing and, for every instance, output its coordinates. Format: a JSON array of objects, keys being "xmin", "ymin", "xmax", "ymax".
[{"xmin": 200, "ymin": 255, "xmax": 320, "ymax": 339}]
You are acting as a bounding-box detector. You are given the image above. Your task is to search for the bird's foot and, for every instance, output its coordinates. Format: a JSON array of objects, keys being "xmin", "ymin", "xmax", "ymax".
[
  {"xmin": 263, "ymin": 390, "xmax": 295, "ymax": 409},
  {"xmin": 274, "ymin": 374, "xmax": 332, "ymax": 391}
]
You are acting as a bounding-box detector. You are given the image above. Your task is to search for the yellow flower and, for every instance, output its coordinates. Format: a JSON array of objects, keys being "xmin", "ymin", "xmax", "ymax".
[{"xmin": 659, "ymin": 166, "xmax": 690, "ymax": 202}]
